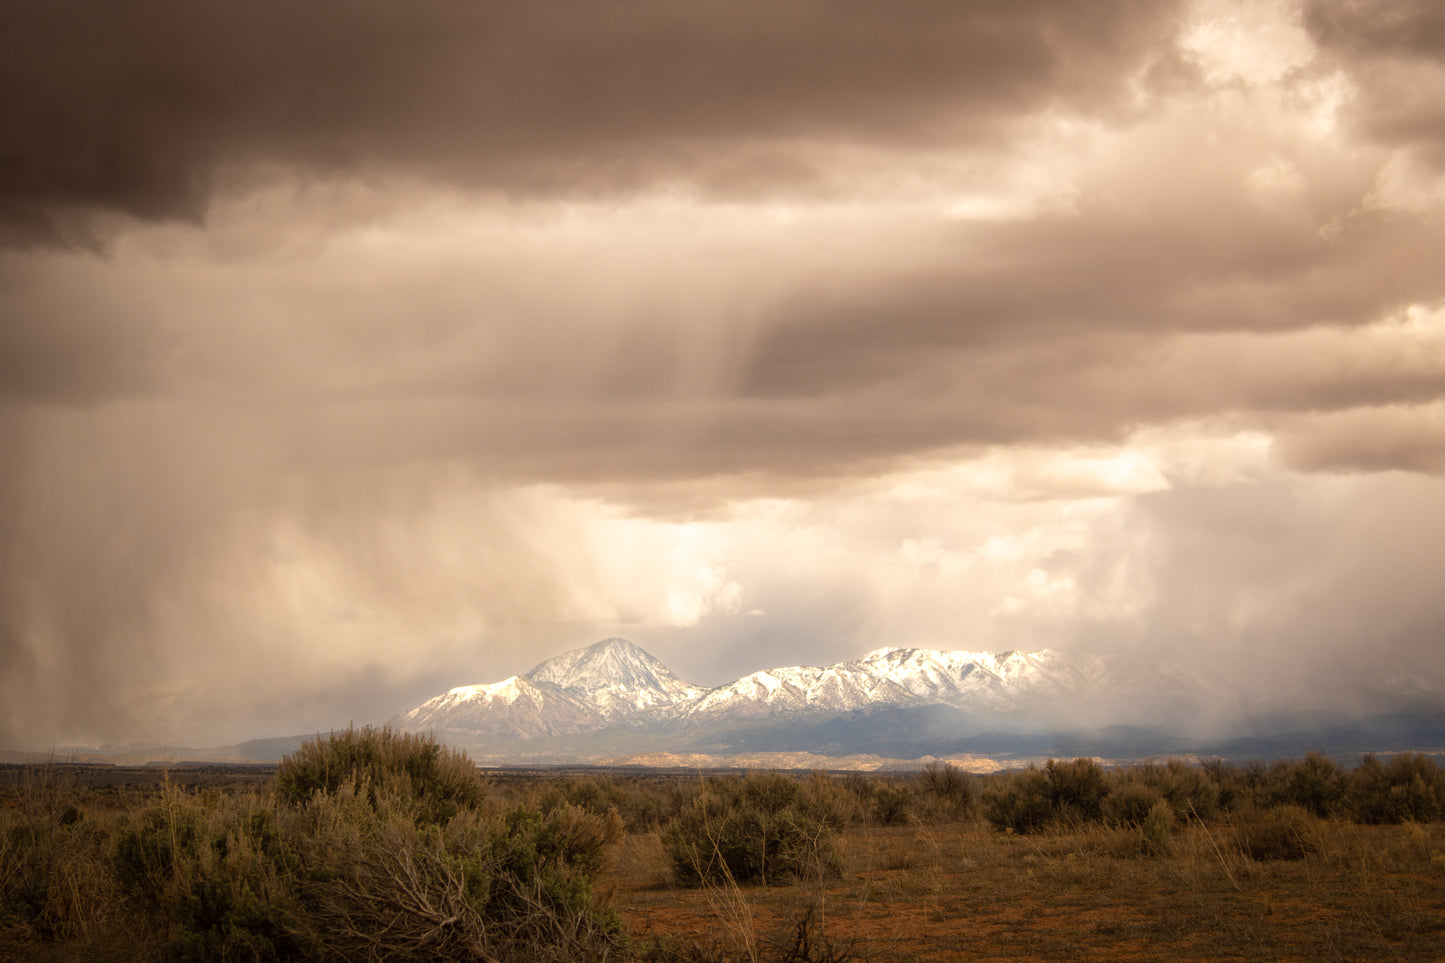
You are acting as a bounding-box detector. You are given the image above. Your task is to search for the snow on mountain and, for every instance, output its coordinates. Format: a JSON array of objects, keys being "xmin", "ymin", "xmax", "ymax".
[
  {"xmin": 678, "ymin": 663, "xmax": 919, "ymax": 722},
  {"xmin": 389, "ymin": 675, "xmax": 603, "ymax": 740},
  {"xmin": 390, "ymin": 637, "xmax": 1136, "ymax": 744},
  {"xmin": 524, "ymin": 637, "xmax": 705, "ymax": 719},
  {"xmin": 847, "ymin": 647, "xmax": 1077, "ymax": 710}
]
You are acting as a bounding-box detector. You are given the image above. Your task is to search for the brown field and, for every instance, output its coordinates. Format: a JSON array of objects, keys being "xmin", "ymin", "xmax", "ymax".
[
  {"xmin": 604, "ymin": 815, "xmax": 1445, "ymax": 961},
  {"xmin": 3, "ymin": 747, "xmax": 1444, "ymax": 962}
]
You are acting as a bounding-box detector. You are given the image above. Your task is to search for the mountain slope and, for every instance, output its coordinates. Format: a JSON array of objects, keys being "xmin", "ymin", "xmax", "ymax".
[
  {"xmin": 391, "ymin": 637, "xmax": 1120, "ymax": 745},
  {"xmin": 387, "ymin": 637, "xmax": 1444, "ymax": 763},
  {"xmin": 524, "ymin": 637, "xmax": 704, "ymax": 719},
  {"xmin": 390, "ymin": 676, "xmax": 604, "ymax": 740}
]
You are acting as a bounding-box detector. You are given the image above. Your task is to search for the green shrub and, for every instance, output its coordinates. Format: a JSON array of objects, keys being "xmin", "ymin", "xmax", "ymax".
[
  {"xmin": 1347, "ymin": 753, "xmax": 1443, "ymax": 824},
  {"xmin": 1234, "ymin": 805, "xmax": 1324, "ymax": 861},
  {"xmin": 663, "ymin": 773, "xmax": 843, "ymax": 886},
  {"xmin": 797, "ymin": 771, "xmax": 857, "ymax": 831},
  {"xmin": 112, "ymin": 787, "xmax": 309, "ymax": 961},
  {"xmin": 276, "ymin": 726, "xmax": 483, "ymax": 824}
]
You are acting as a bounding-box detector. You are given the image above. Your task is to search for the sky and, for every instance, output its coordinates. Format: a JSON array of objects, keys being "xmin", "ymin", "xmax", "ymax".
[{"xmin": 1, "ymin": 0, "xmax": 1442, "ymax": 749}]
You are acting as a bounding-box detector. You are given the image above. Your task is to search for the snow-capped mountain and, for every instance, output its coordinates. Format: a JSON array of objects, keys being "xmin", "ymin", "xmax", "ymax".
[
  {"xmin": 390, "ymin": 637, "xmax": 1131, "ymax": 746},
  {"xmin": 389, "ymin": 675, "xmax": 604, "ymax": 740},
  {"xmin": 390, "ymin": 637, "xmax": 702, "ymax": 739},
  {"xmin": 524, "ymin": 637, "xmax": 704, "ymax": 719}
]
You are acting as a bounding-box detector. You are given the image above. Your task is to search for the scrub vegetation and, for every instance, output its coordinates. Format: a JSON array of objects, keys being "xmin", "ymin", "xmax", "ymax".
[{"xmin": 3, "ymin": 736, "xmax": 1444, "ymax": 961}]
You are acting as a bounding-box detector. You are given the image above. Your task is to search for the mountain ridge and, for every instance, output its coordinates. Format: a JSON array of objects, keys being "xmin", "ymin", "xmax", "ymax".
[{"xmin": 388, "ymin": 637, "xmax": 1151, "ymax": 751}]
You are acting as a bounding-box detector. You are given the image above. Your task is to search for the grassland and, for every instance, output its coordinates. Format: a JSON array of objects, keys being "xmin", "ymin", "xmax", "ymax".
[{"xmin": 3, "ymin": 732, "xmax": 1443, "ymax": 961}]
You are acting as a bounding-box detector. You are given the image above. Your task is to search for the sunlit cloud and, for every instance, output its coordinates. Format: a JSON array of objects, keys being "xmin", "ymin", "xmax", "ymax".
[{"xmin": 0, "ymin": 0, "xmax": 1440, "ymax": 747}]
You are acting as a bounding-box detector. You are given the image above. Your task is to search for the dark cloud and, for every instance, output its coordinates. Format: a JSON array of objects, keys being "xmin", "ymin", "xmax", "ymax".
[
  {"xmin": 1302, "ymin": 0, "xmax": 1445, "ymax": 64},
  {"xmin": 1303, "ymin": 0, "xmax": 1445, "ymax": 164},
  {"xmin": 1, "ymin": 1, "xmax": 1442, "ymax": 749},
  {"xmin": 0, "ymin": 0, "xmax": 1183, "ymax": 246},
  {"xmin": 1276, "ymin": 405, "xmax": 1445, "ymax": 475},
  {"xmin": 744, "ymin": 195, "xmax": 1441, "ymax": 400}
]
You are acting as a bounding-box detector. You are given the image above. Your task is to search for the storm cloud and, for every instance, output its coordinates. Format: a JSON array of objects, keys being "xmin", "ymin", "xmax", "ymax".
[{"xmin": 1, "ymin": 0, "xmax": 1441, "ymax": 748}]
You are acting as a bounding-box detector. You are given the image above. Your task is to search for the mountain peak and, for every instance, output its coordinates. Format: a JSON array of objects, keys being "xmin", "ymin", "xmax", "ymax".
[
  {"xmin": 524, "ymin": 637, "xmax": 703, "ymax": 715},
  {"xmin": 391, "ymin": 640, "xmax": 1137, "ymax": 750}
]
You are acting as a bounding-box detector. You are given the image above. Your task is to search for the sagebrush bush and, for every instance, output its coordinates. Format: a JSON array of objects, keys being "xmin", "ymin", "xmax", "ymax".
[
  {"xmin": 1347, "ymin": 753, "xmax": 1444, "ymax": 824},
  {"xmin": 294, "ymin": 784, "xmax": 621, "ymax": 961},
  {"xmin": 1234, "ymin": 804, "xmax": 1324, "ymax": 861},
  {"xmin": 981, "ymin": 759, "xmax": 1108, "ymax": 833},
  {"xmin": 1046, "ymin": 758, "xmax": 1108, "ymax": 824},
  {"xmin": 839, "ymin": 773, "xmax": 910, "ymax": 826},
  {"xmin": 915, "ymin": 762, "xmax": 975, "ymax": 822},
  {"xmin": 1102, "ymin": 779, "xmax": 1167, "ymax": 829},
  {"xmin": 528, "ymin": 773, "xmax": 667, "ymax": 833},
  {"xmin": 1136, "ymin": 800, "xmax": 1177, "ymax": 858},
  {"xmin": 663, "ymin": 773, "xmax": 843, "ymax": 886},
  {"xmin": 0, "ymin": 770, "xmax": 118, "ymax": 943},
  {"xmin": 276, "ymin": 726, "xmax": 484, "ymax": 824},
  {"xmin": 1135, "ymin": 759, "xmax": 1221, "ymax": 821},
  {"xmin": 165, "ymin": 798, "xmax": 308, "ymax": 962},
  {"xmin": 1202, "ymin": 759, "xmax": 1253, "ymax": 812},
  {"xmin": 871, "ymin": 782, "xmax": 913, "ymax": 826},
  {"xmin": 1264, "ymin": 751, "xmax": 1346, "ymax": 818},
  {"xmin": 981, "ymin": 770, "xmax": 1055, "ymax": 834}
]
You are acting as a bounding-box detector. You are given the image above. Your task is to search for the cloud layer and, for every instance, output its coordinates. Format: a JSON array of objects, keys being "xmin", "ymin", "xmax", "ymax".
[{"xmin": 1, "ymin": 0, "xmax": 1441, "ymax": 747}]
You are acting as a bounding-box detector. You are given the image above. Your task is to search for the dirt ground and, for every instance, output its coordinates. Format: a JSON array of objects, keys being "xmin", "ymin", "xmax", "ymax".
[{"xmin": 602, "ymin": 821, "xmax": 1445, "ymax": 962}]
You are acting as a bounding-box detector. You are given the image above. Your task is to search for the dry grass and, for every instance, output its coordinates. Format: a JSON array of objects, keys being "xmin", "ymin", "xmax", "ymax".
[
  {"xmin": 605, "ymin": 813, "xmax": 1445, "ymax": 961},
  {"xmin": 5, "ymin": 758, "xmax": 1445, "ymax": 962}
]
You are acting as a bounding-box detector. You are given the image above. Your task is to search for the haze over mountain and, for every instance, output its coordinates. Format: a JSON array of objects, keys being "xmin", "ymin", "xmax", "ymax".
[
  {"xmin": 2, "ymin": 1, "xmax": 1442, "ymax": 752},
  {"xmin": 388, "ymin": 638, "xmax": 1443, "ymax": 766}
]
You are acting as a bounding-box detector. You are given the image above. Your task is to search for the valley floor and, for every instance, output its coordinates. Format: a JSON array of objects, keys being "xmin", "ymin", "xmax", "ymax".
[
  {"xmin": 4, "ymin": 759, "xmax": 1444, "ymax": 961},
  {"xmin": 604, "ymin": 820, "xmax": 1445, "ymax": 961}
]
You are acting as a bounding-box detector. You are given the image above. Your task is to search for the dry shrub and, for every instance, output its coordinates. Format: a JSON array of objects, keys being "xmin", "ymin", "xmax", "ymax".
[
  {"xmin": 1137, "ymin": 800, "xmax": 1177, "ymax": 858},
  {"xmin": 1046, "ymin": 758, "xmax": 1108, "ymax": 824},
  {"xmin": 663, "ymin": 773, "xmax": 843, "ymax": 887},
  {"xmin": 0, "ymin": 768, "xmax": 119, "ymax": 943},
  {"xmin": 1103, "ymin": 779, "xmax": 1166, "ymax": 829},
  {"xmin": 1264, "ymin": 751, "xmax": 1347, "ymax": 818},
  {"xmin": 1234, "ymin": 805, "xmax": 1324, "ymax": 861},
  {"xmin": 276, "ymin": 725, "xmax": 483, "ymax": 824},
  {"xmin": 915, "ymin": 762, "xmax": 975, "ymax": 822},
  {"xmin": 870, "ymin": 783, "xmax": 912, "ymax": 827},
  {"xmin": 528, "ymin": 773, "xmax": 667, "ymax": 833},
  {"xmin": 839, "ymin": 773, "xmax": 909, "ymax": 826},
  {"xmin": 1133, "ymin": 760, "xmax": 1221, "ymax": 821},
  {"xmin": 163, "ymin": 794, "xmax": 309, "ymax": 962},
  {"xmin": 293, "ymin": 780, "xmax": 622, "ymax": 961},
  {"xmin": 981, "ymin": 759, "xmax": 1106, "ymax": 834},
  {"xmin": 1347, "ymin": 753, "xmax": 1443, "ymax": 824},
  {"xmin": 981, "ymin": 770, "xmax": 1054, "ymax": 834}
]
